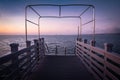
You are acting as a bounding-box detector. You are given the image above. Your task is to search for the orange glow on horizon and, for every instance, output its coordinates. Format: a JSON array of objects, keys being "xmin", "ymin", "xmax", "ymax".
[
  {"xmin": 0, "ymin": 18, "xmax": 79, "ymax": 35},
  {"xmin": 0, "ymin": 25, "xmax": 24, "ymax": 35}
]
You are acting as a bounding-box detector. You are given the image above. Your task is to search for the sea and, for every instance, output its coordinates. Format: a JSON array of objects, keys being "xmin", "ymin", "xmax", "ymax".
[{"xmin": 0, "ymin": 34, "xmax": 120, "ymax": 57}]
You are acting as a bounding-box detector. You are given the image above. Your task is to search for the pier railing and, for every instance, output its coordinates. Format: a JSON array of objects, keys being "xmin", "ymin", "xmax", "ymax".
[
  {"xmin": 45, "ymin": 44, "xmax": 75, "ymax": 56},
  {"xmin": 0, "ymin": 38, "xmax": 45, "ymax": 80},
  {"xmin": 0, "ymin": 37, "xmax": 75, "ymax": 80},
  {"xmin": 76, "ymin": 38, "xmax": 120, "ymax": 80}
]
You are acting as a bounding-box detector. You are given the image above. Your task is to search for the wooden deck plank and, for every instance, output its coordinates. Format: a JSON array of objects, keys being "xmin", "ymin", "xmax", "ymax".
[{"xmin": 28, "ymin": 56, "xmax": 95, "ymax": 80}]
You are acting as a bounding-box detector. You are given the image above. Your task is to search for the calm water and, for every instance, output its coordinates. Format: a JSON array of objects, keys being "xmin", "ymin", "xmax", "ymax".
[{"xmin": 0, "ymin": 34, "xmax": 120, "ymax": 57}]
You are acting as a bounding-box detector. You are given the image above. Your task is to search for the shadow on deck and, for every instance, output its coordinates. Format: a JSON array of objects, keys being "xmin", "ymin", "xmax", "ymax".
[{"xmin": 28, "ymin": 56, "xmax": 95, "ymax": 80}]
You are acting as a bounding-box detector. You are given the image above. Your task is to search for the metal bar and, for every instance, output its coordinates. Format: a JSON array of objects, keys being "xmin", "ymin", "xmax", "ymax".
[
  {"xmin": 40, "ymin": 16, "xmax": 80, "ymax": 18},
  {"xmin": 80, "ymin": 6, "xmax": 91, "ymax": 17},
  {"xmin": 45, "ymin": 43, "xmax": 50, "ymax": 54},
  {"xmin": 25, "ymin": 4, "xmax": 95, "ymax": 42},
  {"xmin": 61, "ymin": 16, "xmax": 80, "ymax": 18},
  {"xmin": 28, "ymin": 4, "xmax": 93, "ymax": 7},
  {"xmin": 29, "ymin": 6, "xmax": 41, "ymax": 17},
  {"xmin": 26, "ymin": 19, "xmax": 39, "ymax": 26},
  {"xmin": 82, "ymin": 20, "xmax": 94, "ymax": 26},
  {"xmin": 38, "ymin": 17, "xmax": 41, "ymax": 38},
  {"xmin": 80, "ymin": 17, "xmax": 82, "ymax": 39},
  {"xmin": 59, "ymin": 5, "xmax": 61, "ymax": 17},
  {"xmin": 25, "ymin": 6, "xmax": 28, "ymax": 43},
  {"xmin": 93, "ymin": 6, "xmax": 96, "ymax": 41},
  {"xmin": 78, "ymin": 26, "xmax": 80, "ymax": 38}
]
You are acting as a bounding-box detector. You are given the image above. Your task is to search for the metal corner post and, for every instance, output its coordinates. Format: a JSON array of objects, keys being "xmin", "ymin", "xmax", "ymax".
[
  {"xmin": 79, "ymin": 17, "xmax": 82, "ymax": 39},
  {"xmin": 25, "ymin": 6, "xmax": 28, "ymax": 44},
  {"xmin": 38, "ymin": 17, "xmax": 41, "ymax": 39},
  {"xmin": 92, "ymin": 6, "xmax": 95, "ymax": 41}
]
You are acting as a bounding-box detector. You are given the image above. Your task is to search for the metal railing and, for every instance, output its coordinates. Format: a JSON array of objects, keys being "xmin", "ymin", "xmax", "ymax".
[
  {"xmin": 45, "ymin": 43, "xmax": 75, "ymax": 56},
  {"xmin": 25, "ymin": 4, "xmax": 95, "ymax": 43}
]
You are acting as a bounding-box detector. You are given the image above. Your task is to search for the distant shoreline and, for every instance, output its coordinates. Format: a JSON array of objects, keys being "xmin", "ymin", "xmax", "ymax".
[{"xmin": 0, "ymin": 33, "xmax": 120, "ymax": 36}]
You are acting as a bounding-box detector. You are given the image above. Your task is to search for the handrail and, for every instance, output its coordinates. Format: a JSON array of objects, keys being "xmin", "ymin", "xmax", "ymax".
[
  {"xmin": 0, "ymin": 38, "xmax": 45, "ymax": 80},
  {"xmin": 76, "ymin": 39, "xmax": 120, "ymax": 80},
  {"xmin": 45, "ymin": 43, "xmax": 75, "ymax": 56},
  {"xmin": 28, "ymin": 4, "xmax": 94, "ymax": 7},
  {"xmin": 44, "ymin": 43, "xmax": 50, "ymax": 54}
]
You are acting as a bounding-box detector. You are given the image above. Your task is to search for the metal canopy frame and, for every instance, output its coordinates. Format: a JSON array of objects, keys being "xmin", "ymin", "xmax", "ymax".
[{"xmin": 25, "ymin": 4, "xmax": 95, "ymax": 43}]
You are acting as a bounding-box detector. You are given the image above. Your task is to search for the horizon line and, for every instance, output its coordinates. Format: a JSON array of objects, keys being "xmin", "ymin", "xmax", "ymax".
[{"xmin": 0, "ymin": 33, "xmax": 120, "ymax": 36}]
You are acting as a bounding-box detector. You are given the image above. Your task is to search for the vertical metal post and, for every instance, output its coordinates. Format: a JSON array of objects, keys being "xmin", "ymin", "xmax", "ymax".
[
  {"xmin": 80, "ymin": 17, "xmax": 82, "ymax": 39},
  {"xmin": 92, "ymin": 6, "xmax": 95, "ymax": 41},
  {"xmin": 78, "ymin": 26, "xmax": 79, "ymax": 38},
  {"xmin": 59, "ymin": 5, "xmax": 61, "ymax": 17},
  {"xmin": 25, "ymin": 6, "xmax": 28, "ymax": 45},
  {"xmin": 38, "ymin": 17, "xmax": 41, "ymax": 39}
]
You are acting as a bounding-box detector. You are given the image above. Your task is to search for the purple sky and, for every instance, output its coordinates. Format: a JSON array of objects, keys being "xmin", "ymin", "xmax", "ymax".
[{"xmin": 0, "ymin": 0, "xmax": 120, "ymax": 35}]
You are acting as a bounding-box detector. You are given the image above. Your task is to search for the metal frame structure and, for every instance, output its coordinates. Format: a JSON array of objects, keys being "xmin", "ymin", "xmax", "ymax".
[{"xmin": 25, "ymin": 4, "xmax": 95, "ymax": 44}]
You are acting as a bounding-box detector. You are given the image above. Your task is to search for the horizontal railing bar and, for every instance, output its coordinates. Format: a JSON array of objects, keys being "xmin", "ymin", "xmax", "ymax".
[
  {"xmin": 0, "ymin": 54, "xmax": 13, "ymax": 65},
  {"xmin": 106, "ymin": 70, "xmax": 118, "ymax": 80},
  {"xmin": 31, "ymin": 54, "xmax": 36, "ymax": 59},
  {"xmin": 26, "ymin": 19, "xmax": 39, "ymax": 26},
  {"xmin": 20, "ymin": 62, "xmax": 31, "ymax": 75},
  {"xmin": 31, "ymin": 59, "xmax": 38, "ymax": 69},
  {"xmin": 106, "ymin": 52, "xmax": 120, "ymax": 64},
  {"xmin": 77, "ymin": 41, "xmax": 105, "ymax": 56},
  {"xmin": 82, "ymin": 20, "xmax": 94, "ymax": 26},
  {"xmin": 28, "ymin": 4, "xmax": 93, "ymax": 7},
  {"xmin": 91, "ymin": 53, "xmax": 104, "ymax": 64},
  {"xmin": 19, "ymin": 55, "xmax": 29, "ymax": 63},
  {"xmin": 106, "ymin": 62, "xmax": 120, "ymax": 75},
  {"xmin": 40, "ymin": 16, "xmax": 80, "ymax": 18},
  {"xmin": 91, "ymin": 59, "xmax": 104, "ymax": 71},
  {"xmin": 91, "ymin": 64, "xmax": 104, "ymax": 78},
  {"xmin": 17, "ymin": 45, "xmax": 35, "ymax": 55},
  {"xmin": 31, "ymin": 50, "xmax": 35, "ymax": 54},
  {"xmin": 21, "ymin": 65, "xmax": 31, "ymax": 79}
]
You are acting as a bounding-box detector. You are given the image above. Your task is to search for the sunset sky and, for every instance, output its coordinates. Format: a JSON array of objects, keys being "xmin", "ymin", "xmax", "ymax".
[{"xmin": 0, "ymin": 0, "xmax": 120, "ymax": 35}]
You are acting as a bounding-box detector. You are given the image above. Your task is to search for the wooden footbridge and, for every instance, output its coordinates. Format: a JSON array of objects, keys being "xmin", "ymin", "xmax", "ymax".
[
  {"xmin": 0, "ymin": 38, "xmax": 120, "ymax": 80},
  {"xmin": 0, "ymin": 4, "xmax": 120, "ymax": 80}
]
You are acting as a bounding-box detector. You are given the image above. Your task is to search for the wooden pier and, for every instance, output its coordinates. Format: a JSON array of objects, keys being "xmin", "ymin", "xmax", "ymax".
[
  {"xmin": 28, "ymin": 56, "xmax": 94, "ymax": 80},
  {"xmin": 0, "ymin": 38, "xmax": 120, "ymax": 80},
  {"xmin": 1, "ymin": 3, "xmax": 120, "ymax": 80}
]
